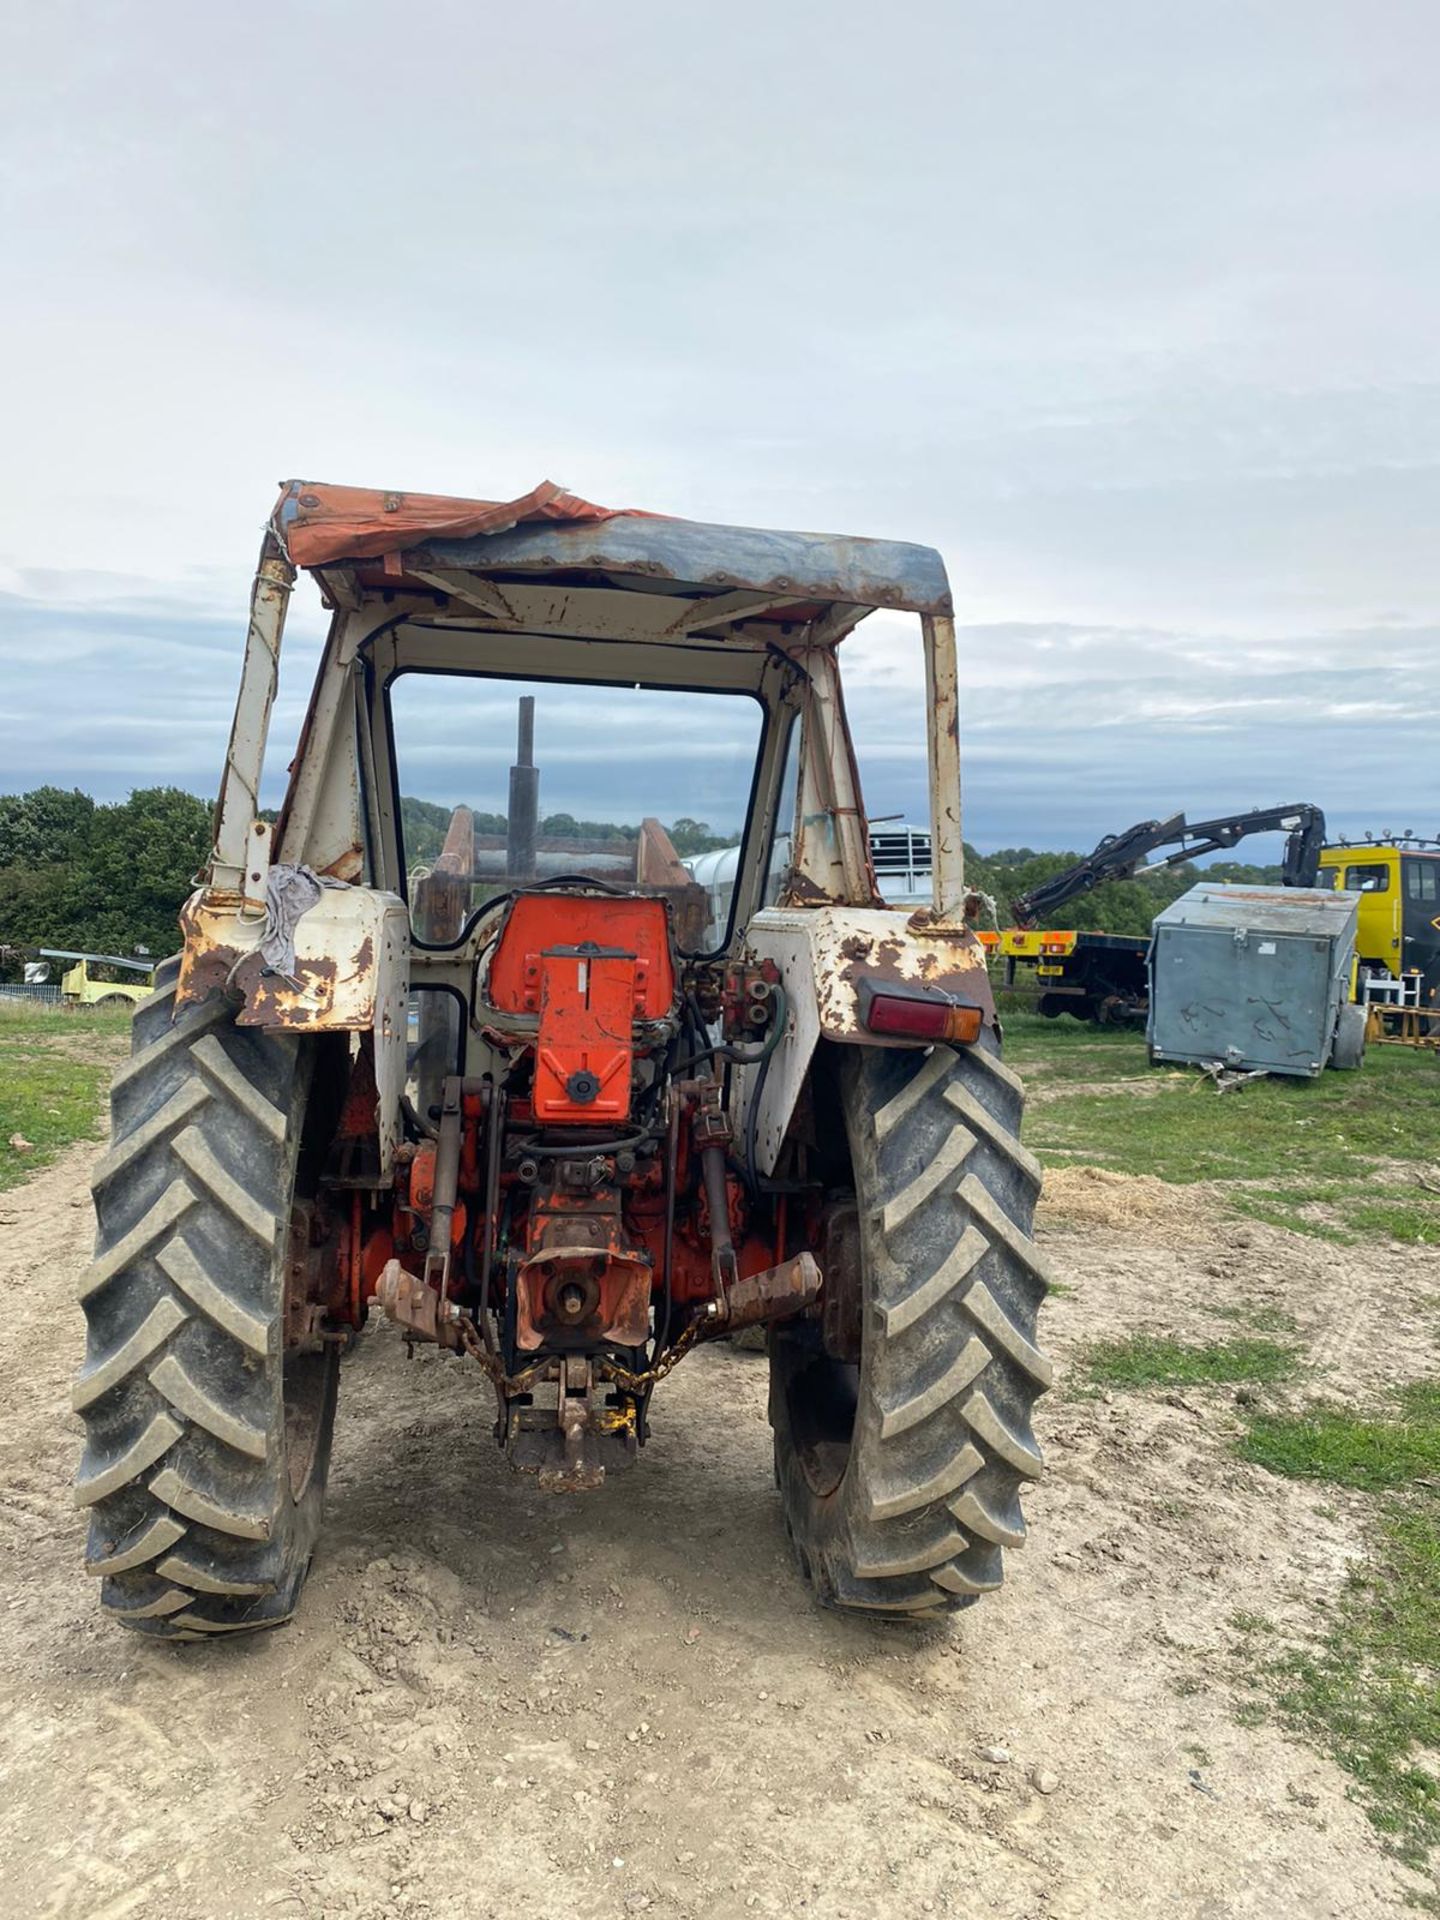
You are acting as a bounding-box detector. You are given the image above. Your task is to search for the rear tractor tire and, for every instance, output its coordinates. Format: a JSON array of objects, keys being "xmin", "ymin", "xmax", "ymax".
[
  {"xmin": 770, "ymin": 1036, "xmax": 1051, "ymax": 1618},
  {"xmin": 74, "ymin": 959, "xmax": 339, "ymax": 1639}
]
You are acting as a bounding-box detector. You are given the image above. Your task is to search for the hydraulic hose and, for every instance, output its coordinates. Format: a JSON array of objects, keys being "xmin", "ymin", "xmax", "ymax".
[{"xmin": 671, "ymin": 983, "xmax": 789, "ymax": 1077}]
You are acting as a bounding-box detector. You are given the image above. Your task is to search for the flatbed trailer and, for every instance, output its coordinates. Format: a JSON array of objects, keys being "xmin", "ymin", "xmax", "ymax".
[
  {"xmin": 994, "ymin": 804, "xmax": 1328, "ymax": 1026},
  {"xmin": 980, "ymin": 928, "xmax": 1150, "ymax": 1023}
]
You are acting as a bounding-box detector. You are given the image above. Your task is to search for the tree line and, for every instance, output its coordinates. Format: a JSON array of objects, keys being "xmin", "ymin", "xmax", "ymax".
[
  {"xmin": 0, "ymin": 786, "xmax": 212, "ymax": 969},
  {"xmin": 0, "ymin": 784, "xmax": 1280, "ymax": 977},
  {"xmin": 398, "ymin": 796, "xmax": 734, "ymax": 864}
]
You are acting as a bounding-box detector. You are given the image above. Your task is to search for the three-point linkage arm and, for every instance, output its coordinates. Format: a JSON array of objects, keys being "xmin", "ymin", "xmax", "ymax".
[{"xmin": 1010, "ymin": 803, "xmax": 1328, "ymax": 929}]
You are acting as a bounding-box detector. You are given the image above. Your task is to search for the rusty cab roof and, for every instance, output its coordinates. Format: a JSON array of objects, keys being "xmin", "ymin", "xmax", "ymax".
[{"xmin": 271, "ymin": 479, "xmax": 952, "ymax": 632}]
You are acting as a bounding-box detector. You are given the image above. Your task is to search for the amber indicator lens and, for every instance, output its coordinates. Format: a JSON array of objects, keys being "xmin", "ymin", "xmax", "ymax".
[{"xmin": 858, "ymin": 980, "xmax": 983, "ymax": 1045}]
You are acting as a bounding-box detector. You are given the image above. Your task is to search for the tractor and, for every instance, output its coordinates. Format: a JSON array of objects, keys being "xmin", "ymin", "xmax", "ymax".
[{"xmin": 74, "ymin": 479, "xmax": 1051, "ymax": 1637}]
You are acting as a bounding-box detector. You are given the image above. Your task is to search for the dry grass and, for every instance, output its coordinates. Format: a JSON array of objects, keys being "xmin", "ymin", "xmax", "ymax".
[{"xmin": 1038, "ymin": 1162, "xmax": 1210, "ymax": 1232}]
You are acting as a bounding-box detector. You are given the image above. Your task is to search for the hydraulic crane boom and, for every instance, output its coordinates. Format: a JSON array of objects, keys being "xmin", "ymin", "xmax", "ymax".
[{"xmin": 1011, "ymin": 803, "xmax": 1327, "ymax": 929}]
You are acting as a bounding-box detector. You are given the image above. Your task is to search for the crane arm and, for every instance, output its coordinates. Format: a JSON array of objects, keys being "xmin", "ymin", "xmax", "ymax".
[{"xmin": 1010, "ymin": 803, "xmax": 1327, "ymax": 928}]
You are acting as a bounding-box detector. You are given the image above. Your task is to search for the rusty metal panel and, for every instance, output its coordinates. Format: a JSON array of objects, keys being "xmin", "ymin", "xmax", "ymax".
[
  {"xmin": 176, "ymin": 886, "xmax": 409, "ymax": 1178},
  {"xmin": 176, "ymin": 885, "xmax": 406, "ymax": 1047},
  {"xmin": 416, "ymin": 514, "xmax": 952, "ymax": 617},
  {"xmin": 739, "ymin": 906, "xmax": 995, "ymax": 1175},
  {"xmin": 176, "ymin": 886, "xmax": 406, "ymax": 1030}
]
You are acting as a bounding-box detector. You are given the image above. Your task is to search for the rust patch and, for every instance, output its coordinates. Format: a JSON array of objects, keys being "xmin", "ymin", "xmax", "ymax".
[
  {"xmin": 906, "ymin": 905, "xmax": 992, "ymax": 948},
  {"xmin": 177, "ymin": 939, "xmax": 239, "ymax": 1010},
  {"xmin": 840, "ymin": 952, "xmax": 986, "ymax": 1004},
  {"xmin": 239, "ymin": 954, "xmax": 341, "ymax": 1027},
  {"xmin": 177, "ymin": 888, "xmax": 401, "ymax": 1032},
  {"xmin": 779, "ymin": 872, "xmax": 834, "ymax": 908},
  {"xmin": 810, "ymin": 911, "xmax": 995, "ymax": 1037}
]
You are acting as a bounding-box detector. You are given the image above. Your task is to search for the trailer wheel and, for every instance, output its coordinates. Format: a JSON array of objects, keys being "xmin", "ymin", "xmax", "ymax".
[
  {"xmin": 770, "ymin": 1036, "xmax": 1051, "ymax": 1618},
  {"xmin": 74, "ymin": 959, "xmax": 339, "ymax": 1639},
  {"xmin": 1330, "ymin": 1002, "xmax": 1367, "ymax": 1071}
]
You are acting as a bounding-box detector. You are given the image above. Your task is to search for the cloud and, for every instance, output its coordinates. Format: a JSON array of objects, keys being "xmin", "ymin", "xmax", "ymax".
[
  {"xmin": 1, "ymin": 572, "xmax": 1432, "ymax": 857},
  {"xmin": 1, "ymin": 2, "xmax": 1437, "ymax": 856}
]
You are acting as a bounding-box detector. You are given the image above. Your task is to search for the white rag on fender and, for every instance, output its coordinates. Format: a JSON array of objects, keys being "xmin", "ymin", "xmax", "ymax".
[{"xmin": 258, "ymin": 864, "xmax": 349, "ymax": 981}]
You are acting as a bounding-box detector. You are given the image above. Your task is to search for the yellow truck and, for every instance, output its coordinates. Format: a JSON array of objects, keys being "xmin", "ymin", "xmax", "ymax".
[{"xmin": 1316, "ymin": 840, "xmax": 1440, "ymax": 1004}]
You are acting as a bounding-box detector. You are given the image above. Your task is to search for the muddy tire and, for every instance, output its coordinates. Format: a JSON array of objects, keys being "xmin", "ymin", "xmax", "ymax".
[
  {"xmin": 770, "ymin": 1036, "xmax": 1051, "ymax": 1617},
  {"xmin": 74, "ymin": 958, "xmax": 338, "ymax": 1639}
]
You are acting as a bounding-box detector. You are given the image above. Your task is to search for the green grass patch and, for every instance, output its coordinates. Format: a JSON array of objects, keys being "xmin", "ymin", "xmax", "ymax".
[
  {"xmin": 1001, "ymin": 1012, "xmax": 1152, "ymax": 1084},
  {"xmin": 1023, "ymin": 1029, "xmax": 1438, "ymax": 1185},
  {"xmin": 1013, "ymin": 1013, "xmax": 1440, "ymax": 1868},
  {"xmin": 1227, "ymin": 1190, "xmax": 1351, "ymax": 1243},
  {"xmin": 1233, "ymin": 1386, "xmax": 1440, "ymax": 1867},
  {"xmin": 1228, "ymin": 1180, "xmax": 1440, "ymax": 1247},
  {"xmin": 1229, "ymin": 1609, "xmax": 1278, "ymax": 1635},
  {"xmin": 1081, "ymin": 1333, "xmax": 1298, "ymax": 1390},
  {"xmin": 1239, "ymin": 1384, "xmax": 1440, "ymax": 1493},
  {"xmin": 1347, "ymin": 1194, "xmax": 1440, "ymax": 1246},
  {"xmin": 0, "ymin": 1006, "xmax": 132, "ymax": 1191},
  {"xmin": 1209, "ymin": 1302, "xmax": 1299, "ymax": 1335},
  {"xmin": 1244, "ymin": 1503, "xmax": 1440, "ymax": 1868}
]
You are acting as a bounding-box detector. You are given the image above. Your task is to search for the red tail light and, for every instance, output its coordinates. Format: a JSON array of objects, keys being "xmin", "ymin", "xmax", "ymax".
[{"xmin": 857, "ymin": 979, "xmax": 984, "ymax": 1045}]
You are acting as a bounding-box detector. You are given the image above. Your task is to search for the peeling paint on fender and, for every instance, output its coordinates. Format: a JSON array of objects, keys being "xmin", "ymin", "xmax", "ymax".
[{"xmin": 737, "ymin": 905, "xmax": 996, "ymax": 1176}]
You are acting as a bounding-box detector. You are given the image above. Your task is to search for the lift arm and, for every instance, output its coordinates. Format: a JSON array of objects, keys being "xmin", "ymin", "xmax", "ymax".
[{"xmin": 1011, "ymin": 803, "xmax": 1327, "ymax": 929}]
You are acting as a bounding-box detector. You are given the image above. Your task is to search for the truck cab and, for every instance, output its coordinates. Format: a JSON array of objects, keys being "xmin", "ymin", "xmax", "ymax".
[{"xmin": 1317, "ymin": 843, "xmax": 1440, "ymax": 1003}]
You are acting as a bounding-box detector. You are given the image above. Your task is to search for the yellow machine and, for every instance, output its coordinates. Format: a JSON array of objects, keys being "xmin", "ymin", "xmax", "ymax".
[
  {"xmin": 38, "ymin": 948, "xmax": 155, "ymax": 1009},
  {"xmin": 1316, "ymin": 841, "xmax": 1440, "ymax": 1000}
]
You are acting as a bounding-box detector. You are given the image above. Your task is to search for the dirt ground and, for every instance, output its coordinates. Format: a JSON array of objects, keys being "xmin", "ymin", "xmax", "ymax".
[{"xmin": 2, "ymin": 1142, "xmax": 1437, "ymax": 1919}]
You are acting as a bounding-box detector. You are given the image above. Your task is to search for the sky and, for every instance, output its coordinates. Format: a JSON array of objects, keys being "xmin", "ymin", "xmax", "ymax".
[{"xmin": 1, "ymin": 1, "xmax": 1437, "ymax": 856}]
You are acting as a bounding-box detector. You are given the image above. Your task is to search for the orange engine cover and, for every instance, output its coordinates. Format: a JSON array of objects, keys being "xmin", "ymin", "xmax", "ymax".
[
  {"xmin": 486, "ymin": 894, "xmax": 676, "ymax": 1126},
  {"xmin": 535, "ymin": 947, "xmax": 636, "ymax": 1123}
]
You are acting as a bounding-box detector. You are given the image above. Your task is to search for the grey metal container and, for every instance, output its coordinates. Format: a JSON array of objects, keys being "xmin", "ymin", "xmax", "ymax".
[{"xmin": 1147, "ymin": 883, "xmax": 1359, "ymax": 1078}]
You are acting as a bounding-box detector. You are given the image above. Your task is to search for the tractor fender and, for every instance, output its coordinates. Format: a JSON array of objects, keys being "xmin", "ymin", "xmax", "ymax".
[
  {"xmin": 174, "ymin": 883, "xmax": 410, "ymax": 1178},
  {"xmin": 739, "ymin": 905, "xmax": 995, "ymax": 1178}
]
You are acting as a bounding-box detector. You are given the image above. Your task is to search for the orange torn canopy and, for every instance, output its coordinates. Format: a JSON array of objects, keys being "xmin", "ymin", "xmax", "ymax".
[{"xmin": 271, "ymin": 478, "xmax": 624, "ymax": 568}]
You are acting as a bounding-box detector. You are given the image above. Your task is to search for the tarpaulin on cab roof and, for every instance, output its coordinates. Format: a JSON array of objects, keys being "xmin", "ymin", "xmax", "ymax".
[
  {"xmin": 271, "ymin": 478, "xmax": 625, "ymax": 568},
  {"xmin": 269, "ymin": 478, "xmax": 954, "ymax": 616}
]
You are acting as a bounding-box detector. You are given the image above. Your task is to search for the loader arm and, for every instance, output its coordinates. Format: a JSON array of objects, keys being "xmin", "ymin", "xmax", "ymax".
[{"xmin": 1010, "ymin": 803, "xmax": 1327, "ymax": 928}]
